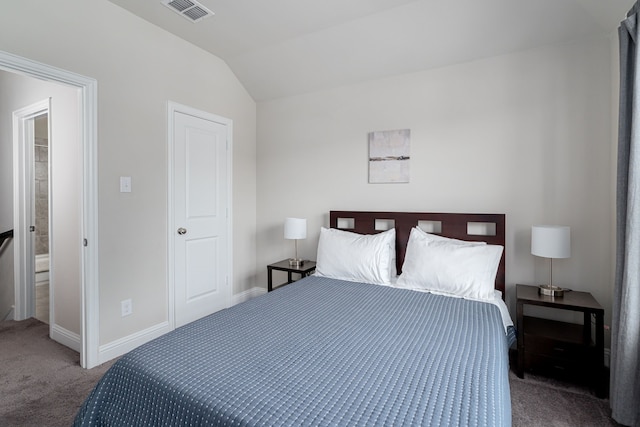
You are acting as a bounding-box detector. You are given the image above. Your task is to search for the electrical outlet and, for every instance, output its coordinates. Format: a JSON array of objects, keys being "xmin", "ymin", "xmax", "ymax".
[{"xmin": 121, "ymin": 299, "xmax": 132, "ymax": 317}]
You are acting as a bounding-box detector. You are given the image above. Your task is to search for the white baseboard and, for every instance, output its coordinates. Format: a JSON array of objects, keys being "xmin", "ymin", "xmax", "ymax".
[
  {"xmin": 231, "ymin": 286, "xmax": 267, "ymax": 305},
  {"xmin": 98, "ymin": 321, "xmax": 171, "ymax": 366},
  {"xmin": 2, "ymin": 306, "xmax": 14, "ymax": 321},
  {"xmin": 94, "ymin": 288, "xmax": 266, "ymax": 366},
  {"xmin": 51, "ymin": 324, "xmax": 81, "ymax": 353}
]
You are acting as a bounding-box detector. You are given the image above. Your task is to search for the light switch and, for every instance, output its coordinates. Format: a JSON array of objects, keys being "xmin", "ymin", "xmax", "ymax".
[{"xmin": 120, "ymin": 176, "xmax": 132, "ymax": 193}]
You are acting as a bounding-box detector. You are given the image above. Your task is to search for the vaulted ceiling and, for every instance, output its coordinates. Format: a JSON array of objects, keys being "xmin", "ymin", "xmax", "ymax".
[{"xmin": 109, "ymin": 0, "xmax": 634, "ymax": 101}]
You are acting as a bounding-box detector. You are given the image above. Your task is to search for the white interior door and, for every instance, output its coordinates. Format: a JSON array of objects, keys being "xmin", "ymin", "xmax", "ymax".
[
  {"xmin": 170, "ymin": 105, "xmax": 231, "ymax": 328},
  {"xmin": 13, "ymin": 99, "xmax": 50, "ymax": 321}
]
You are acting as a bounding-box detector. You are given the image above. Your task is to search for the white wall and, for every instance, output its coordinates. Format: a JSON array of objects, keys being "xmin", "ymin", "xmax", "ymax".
[
  {"xmin": 0, "ymin": 0, "xmax": 257, "ymax": 349},
  {"xmin": 0, "ymin": 71, "xmax": 82, "ymax": 334},
  {"xmin": 0, "ymin": 80, "xmax": 13, "ymax": 319},
  {"xmin": 257, "ymin": 36, "xmax": 616, "ymax": 337}
]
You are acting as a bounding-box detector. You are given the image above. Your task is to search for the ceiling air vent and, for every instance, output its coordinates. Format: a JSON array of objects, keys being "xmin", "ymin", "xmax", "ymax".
[{"xmin": 161, "ymin": 0, "xmax": 213, "ymax": 23}]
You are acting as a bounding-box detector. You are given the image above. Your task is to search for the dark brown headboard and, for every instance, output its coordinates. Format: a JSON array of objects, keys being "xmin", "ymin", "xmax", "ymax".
[{"xmin": 329, "ymin": 211, "xmax": 506, "ymax": 298}]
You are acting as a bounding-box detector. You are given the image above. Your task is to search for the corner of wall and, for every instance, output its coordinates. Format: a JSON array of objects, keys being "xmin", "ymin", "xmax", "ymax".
[{"xmin": 610, "ymin": 27, "xmax": 620, "ymax": 290}]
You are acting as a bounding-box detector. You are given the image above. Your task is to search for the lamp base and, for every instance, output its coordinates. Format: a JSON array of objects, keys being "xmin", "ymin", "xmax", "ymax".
[
  {"xmin": 289, "ymin": 258, "xmax": 304, "ymax": 267},
  {"xmin": 538, "ymin": 284, "xmax": 564, "ymax": 297}
]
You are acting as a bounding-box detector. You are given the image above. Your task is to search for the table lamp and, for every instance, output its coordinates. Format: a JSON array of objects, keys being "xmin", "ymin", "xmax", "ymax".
[
  {"xmin": 531, "ymin": 225, "xmax": 570, "ymax": 297},
  {"xmin": 284, "ymin": 217, "xmax": 306, "ymax": 267}
]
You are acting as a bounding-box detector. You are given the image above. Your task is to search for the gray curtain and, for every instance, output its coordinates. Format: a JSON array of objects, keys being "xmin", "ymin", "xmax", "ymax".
[{"xmin": 612, "ymin": 3, "xmax": 640, "ymax": 426}]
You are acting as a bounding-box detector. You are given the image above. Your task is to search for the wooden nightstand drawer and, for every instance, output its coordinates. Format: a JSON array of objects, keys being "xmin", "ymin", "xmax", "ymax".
[
  {"xmin": 524, "ymin": 334, "xmax": 584, "ymax": 361},
  {"xmin": 524, "ymin": 352, "xmax": 587, "ymax": 380}
]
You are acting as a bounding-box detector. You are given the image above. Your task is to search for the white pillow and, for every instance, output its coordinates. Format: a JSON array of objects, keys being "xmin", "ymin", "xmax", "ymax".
[
  {"xmin": 316, "ymin": 227, "xmax": 396, "ymax": 285},
  {"xmin": 396, "ymin": 229, "xmax": 503, "ymax": 301},
  {"xmin": 413, "ymin": 226, "xmax": 486, "ymax": 246}
]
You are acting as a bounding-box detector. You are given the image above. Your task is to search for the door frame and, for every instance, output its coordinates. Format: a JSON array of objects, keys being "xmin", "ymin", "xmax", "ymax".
[
  {"xmin": 167, "ymin": 101, "xmax": 233, "ymax": 330},
  {"xmin": 13, "ymin": 99, "xmax": 50, "ymax": 321},
  {"xmin": 1, "ymin": 50, "xmax": 99, "ymax": 369}
]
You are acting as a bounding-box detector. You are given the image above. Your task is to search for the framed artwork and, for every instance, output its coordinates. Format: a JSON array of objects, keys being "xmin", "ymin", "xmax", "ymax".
[{"xmin": 368, "ymin": 129, "xmax": 410, "ymax": 183}]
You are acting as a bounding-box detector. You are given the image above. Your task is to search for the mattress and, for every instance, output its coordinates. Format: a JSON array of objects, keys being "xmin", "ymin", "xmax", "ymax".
[{"xmin": 75, "ymin": 276, "xmax": 512, "ymax": 426}]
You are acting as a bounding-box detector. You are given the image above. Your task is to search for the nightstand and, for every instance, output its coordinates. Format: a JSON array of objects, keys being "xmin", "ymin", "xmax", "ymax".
[
  {"xmin": 516, "ymin": 284, "xmax": 605, "ymax": 397},
  {"xmin": 267, "ymin": 259, "xmax": 317, "ymax": 292}
]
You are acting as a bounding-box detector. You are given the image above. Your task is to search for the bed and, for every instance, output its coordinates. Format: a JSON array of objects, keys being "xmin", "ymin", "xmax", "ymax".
[{"xmin": 75, "ymin": 211, "xmax": 513, "ymax": 426}]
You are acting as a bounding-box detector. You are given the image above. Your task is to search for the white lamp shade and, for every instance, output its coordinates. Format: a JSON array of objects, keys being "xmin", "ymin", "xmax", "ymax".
[
  {"xmin": 284, "ymin": 218, "xmax": 307, "ymax": 240},
  {"xmin": 531, "ymin": 225, "xmax": 570, "ymax": 259}
]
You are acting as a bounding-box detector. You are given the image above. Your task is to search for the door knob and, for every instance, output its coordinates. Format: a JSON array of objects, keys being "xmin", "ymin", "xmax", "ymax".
[{"xmin": 177, "ymin": 227, "xmax": 187, "ymax": 235}]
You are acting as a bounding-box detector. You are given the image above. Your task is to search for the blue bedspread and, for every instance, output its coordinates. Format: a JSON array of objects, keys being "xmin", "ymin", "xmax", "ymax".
[{"xmin": 75, "ymin": 276, "xmax": 512, "ymax": 426}]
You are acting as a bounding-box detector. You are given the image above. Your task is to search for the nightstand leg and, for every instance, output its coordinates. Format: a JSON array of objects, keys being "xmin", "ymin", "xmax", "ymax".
[
  {"xmin": 595, "ymin": 313, "xmax": 605, "ymax": 398},
  {"xmin": 516, "ymin": 300, "xmax": 524, "ymax": 378},
  {"xmin": 583, "ymin": 312, "xmax": 591, "ymax": 344},
  {"xmin": 267, "ymin": 267, "xmax": 273, "ymax": 292}
]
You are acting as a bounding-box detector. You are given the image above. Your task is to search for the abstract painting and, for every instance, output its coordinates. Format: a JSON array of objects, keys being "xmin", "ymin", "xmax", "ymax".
[{"xmin": 368, "ymin": 129, "xmax": 410, "ymax": 183}]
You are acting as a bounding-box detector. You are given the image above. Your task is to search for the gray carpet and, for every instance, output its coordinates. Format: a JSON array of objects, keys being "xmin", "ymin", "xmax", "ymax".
[
  {"xmin": 0, "ymin": 319, "xmax": 114, "ymax": 427},
  {"xmin": 0, "ymin": 318, "xmax": 620, "ymax": 426},
  {"xmin": 509, "ymin": 370, "xmax": 619, "ymax": 426}
]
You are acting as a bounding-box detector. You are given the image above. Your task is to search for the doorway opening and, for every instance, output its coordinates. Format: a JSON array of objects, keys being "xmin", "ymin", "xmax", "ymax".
[
  {"xmin": 1, "ymin": 50, "xmax": 99, "ymax": 368},
  {"xmin": 33, "ymin": 113, "xmax": 50, "ymax": 324},
  {"xmin": 13, "ymin": 98, "xmax": 51, "ymax": 324}
]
